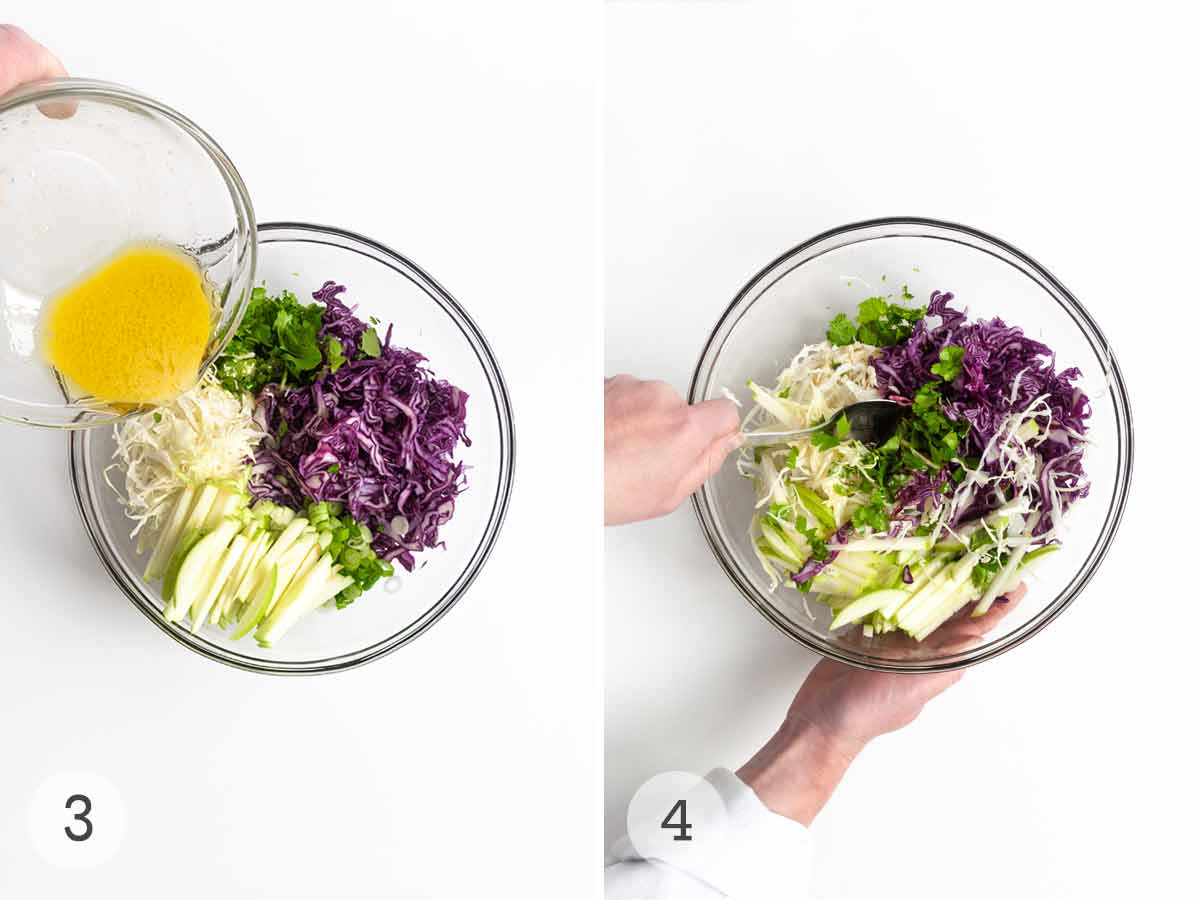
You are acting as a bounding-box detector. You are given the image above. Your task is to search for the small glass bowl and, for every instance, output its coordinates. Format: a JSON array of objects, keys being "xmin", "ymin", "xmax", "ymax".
[
  {"xmin": 69, "ymin": 223, "xmax": 515, "ymax": 674},
  {"xmin": 690, "ymin": 217, "xmax": 1133, "ymax": 672},
  {"xmin": 0, "ymin": 78, "xmax": 255, "ymax": 428}
]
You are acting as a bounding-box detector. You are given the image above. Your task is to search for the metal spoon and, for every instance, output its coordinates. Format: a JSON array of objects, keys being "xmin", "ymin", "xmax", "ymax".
[{"xmin": 742, "ymin": 399, "xmax": 905, "ymax": 448}]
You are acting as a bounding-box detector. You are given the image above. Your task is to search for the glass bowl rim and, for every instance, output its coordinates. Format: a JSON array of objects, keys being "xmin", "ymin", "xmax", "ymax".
[
  {"xmin": 0, "ymin": 77, "xmax": 257, "ymax": 430},
  {"xmin": 68, "ymin": 220, "xmax": 516, "ymax": 675},
  {"xmin": 688, "ymin": 215, "xmax": 1135, "ymax": 673}
]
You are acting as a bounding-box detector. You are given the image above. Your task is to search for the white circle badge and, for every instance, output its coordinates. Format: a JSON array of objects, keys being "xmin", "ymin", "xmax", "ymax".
[
  {"xmin": 27, "ymin": 771, "xmax": 127, "ymax": 868},
  {"xmin": 626, "ymin": 770, "xmax": 729, "ymax": 868}
]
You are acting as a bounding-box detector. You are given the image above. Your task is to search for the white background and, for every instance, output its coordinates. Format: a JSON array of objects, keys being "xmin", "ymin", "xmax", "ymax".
[
  {"xmin": 606, "ymin": 2, "xmax": 1196, "ymax": 898},
  {"xmin": 0, "ymin": 2, "xmax": 599, "ymax": 897}
]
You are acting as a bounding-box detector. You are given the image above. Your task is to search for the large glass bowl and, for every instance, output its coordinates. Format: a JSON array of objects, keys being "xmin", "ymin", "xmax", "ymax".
[
  {"xmin": 69, "ymin": 223, "xmax": 515, "ymax": 674},
  {"xmin": 690, "ymin": 217, "xmax": 1133, "ymax": 672},
  {"xmin": 0, "ymin": 79, "xmax": 255, "ymax": 428}
]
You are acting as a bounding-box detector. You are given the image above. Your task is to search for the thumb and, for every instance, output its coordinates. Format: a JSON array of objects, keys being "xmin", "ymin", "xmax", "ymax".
[
  {"xmin": 681, "ymin": 398, "xmax": 742, "ymax": 491},
  {"xmin": 688, "ymin": 397, "xmax": 742, "ymax": 443},
  {"xmin": 0, "ymin": 25, "xmax": 73, "ymax": 118},
  {"xmin": 688, "ymin": 428, "xmax": 744, "ymax": 492}
]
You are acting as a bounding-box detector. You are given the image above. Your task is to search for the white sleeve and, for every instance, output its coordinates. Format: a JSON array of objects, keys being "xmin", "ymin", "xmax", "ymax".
[{"xmin": 604, "ymin": 768, "xmax": 812, "ymax": 900}]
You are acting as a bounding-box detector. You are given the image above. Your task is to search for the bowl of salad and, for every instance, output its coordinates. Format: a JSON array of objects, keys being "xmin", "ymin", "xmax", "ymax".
[
  {"xmin": 690, "ymin": 217, "xmax": 1132, "ymax": 672},
  {"xmin": 69, "ymin": 222, "xmax": 514, "ymax": 674}
]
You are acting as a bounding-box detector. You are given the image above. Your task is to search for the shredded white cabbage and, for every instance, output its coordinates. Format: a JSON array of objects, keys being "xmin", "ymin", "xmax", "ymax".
[
  {"xmin": 105, "ymin": 373, "xmax": 265, "ymax": 540},
  {"xmin": 935, "ymin": 389, "xmax": 1088, "ymax": 552},
  {"xmin": 744, "ymin": 341, "xmax": 880, "ymax": 429},
  {"xmin": 739, "ymin": 342, "xmax": 881, "ymax": 587}
]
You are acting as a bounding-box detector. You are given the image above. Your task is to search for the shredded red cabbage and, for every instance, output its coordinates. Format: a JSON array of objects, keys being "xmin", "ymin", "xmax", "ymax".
[
  {"xmin": 250, "ymin": 282, "xmax": 470, "ymax": 571},
  {"xmin": 872, "ymin": 291, "xmax": 1090, "ymax": 532}
]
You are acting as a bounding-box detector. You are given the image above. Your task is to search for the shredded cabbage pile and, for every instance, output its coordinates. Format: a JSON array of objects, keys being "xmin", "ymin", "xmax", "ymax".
[
  {"xmin": 249, "ymin": 283, "xmax": 470, "ymax": 572},
  {"xmin": 871, "ymin": 290, "xmax": 1090, "ymax": 538},
  {"xmin": 107, "ymin": 373, "xmax": 264, "ymax": 542}
]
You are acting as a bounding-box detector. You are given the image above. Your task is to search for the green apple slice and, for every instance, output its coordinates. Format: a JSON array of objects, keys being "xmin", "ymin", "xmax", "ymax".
[{"xmin": 231, "ymin": 564, "xmax": 278, "ymax": 640}]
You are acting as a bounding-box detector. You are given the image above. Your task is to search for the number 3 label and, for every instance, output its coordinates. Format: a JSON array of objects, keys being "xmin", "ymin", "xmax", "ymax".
[
  {"xmin": 28, "ymin": 773, "xmax": 125, "ymax": 868},
  {"xmin": 64, "ymin": 794, "xmax": 94, "ymax": 842}
]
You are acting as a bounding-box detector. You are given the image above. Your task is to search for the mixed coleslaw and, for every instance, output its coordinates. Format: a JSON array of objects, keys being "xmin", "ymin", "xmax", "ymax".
[{"xmin": 740, "ymin": 289, "xmax": 1090, "ymax": 641}]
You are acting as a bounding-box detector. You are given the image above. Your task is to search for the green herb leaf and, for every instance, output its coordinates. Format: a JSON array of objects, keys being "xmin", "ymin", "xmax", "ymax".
[
  {"xmin": 809, "ymin": 430, "xmax": 840, "ymax": 452},
  {"xmin": 360, "ymin": 327, "xmax": 382, "ymax": 358},
  {"xmin": 930, "ymin": 345, "xmax": 965, "ymax": 381},
  {"xmin": 857, "ymin": 296, "xmax": 889, "ymax": 323},
  {"xmin": 835, "ymin": 413, "xmax": 850, "ymax": 438},
  {"xmin": 327, "ymin": 337, "xmax": 347, "ymax": 374},
  {"xmin": 851, "ymin": 491, "xmax": 890, "ymax": 533},
  {"xmin": 970, "ymin": 528, "xmax": 993, "ymax": 551},
  {"xmin": 823, "ymin": 297, "xmax": 926, "ymax": 348},
  {"xmin": 214, "ymin": 287, "xmax": 329, "ymax": 395},
  {"xmin": 826, "ymin": 313, "xmax": 858, "ymax": 346}
]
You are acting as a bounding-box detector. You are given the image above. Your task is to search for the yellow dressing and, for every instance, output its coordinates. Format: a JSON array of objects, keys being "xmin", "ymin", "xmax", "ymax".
[{"xmin": 40, "ymin": 244, "xmax": 213, "ymax": 407}]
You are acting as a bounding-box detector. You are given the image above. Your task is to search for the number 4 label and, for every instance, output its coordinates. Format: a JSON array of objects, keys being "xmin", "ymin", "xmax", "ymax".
[
  {"xmin": 627, "ymin": 771, "xmax": 728, "ymax": 865},
  {"xmin": 661, "ymin": 799, "xmax": 693, "ymax": 841}
]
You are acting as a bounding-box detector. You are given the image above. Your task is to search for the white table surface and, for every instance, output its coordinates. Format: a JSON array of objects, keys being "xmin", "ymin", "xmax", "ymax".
[
  {"xmin": 605, "ymin": 2, "xmax": 1194, "ymax": 898},
  {"xmin": 0, "ymin": 2, "xmax": 599, "ymax": 897}
]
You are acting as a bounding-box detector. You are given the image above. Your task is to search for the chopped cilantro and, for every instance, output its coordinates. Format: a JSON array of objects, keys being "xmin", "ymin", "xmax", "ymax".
[
  {"xmin": 360, "ymin": 327, "xmax": 382, "ymax": 358},
  {"xmin": 930, "ymin": 345, "xmax": 965, "ymax": 381},
  {"xmin": 326, "ymin": 338, "xmax": 345, "ymax": 374},
  {"xmin": 810, "ymin": 430, "xmax": 840, "ymax": 452},
  {"xmin": 825, "ymin": 296, "xmax": 926, "ymax": 347},
  {"xmin": 326, "ymin": 337, "xmax": 348, "ymax": 374},
  {"xmin": 796, "ymin": 522, "xmax": 830, "ymax": 560},
  {"xmin": 851, "ymin": 491, "xmax": 890, "ymax": 533},
  {"xmin": 826, "ymin": 313, "xmax": 858, "ymax": 346},
  {"xmin": 835, "ymin": 413, "xmax": 850, "ymax": 438},
  {"xmin": 214, "ymin": 286, "xmax": 326, "ymax": 395},
  {"xmin": 972, "ymin": 550, "xmax": 1007, "ymax": 589}
]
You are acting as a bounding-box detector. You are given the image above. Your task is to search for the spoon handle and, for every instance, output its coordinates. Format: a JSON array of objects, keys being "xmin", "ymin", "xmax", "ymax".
[{"xmin": 740, "ymin": 425, "xmax": 821, "ymax": 447}]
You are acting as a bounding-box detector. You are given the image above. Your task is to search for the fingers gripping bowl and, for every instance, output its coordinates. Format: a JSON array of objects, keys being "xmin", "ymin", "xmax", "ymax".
[
  {"xmin": 690, "ymin": 218, "xmax": 1132, "ymax": 673},
  {"xmin": 70, "ymin": 224, "xmax": 515, "ymax": 674}
]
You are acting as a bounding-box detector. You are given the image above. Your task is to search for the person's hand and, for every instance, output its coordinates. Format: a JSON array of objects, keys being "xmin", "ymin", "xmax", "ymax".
[
  {"xmin": 0, "ymin": 25, "xmax": 67, "ymax": 96},
  {"xmin": 738, "ymin": 585, "xmax": 1026, "ymax": 825},
  {"xmin": 604, "ymin": 375, "xmax": 741, "ymax": 525},
  {"xmin": 0, "ymin": 25, "xmax": 72, "ymax": 120}
]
